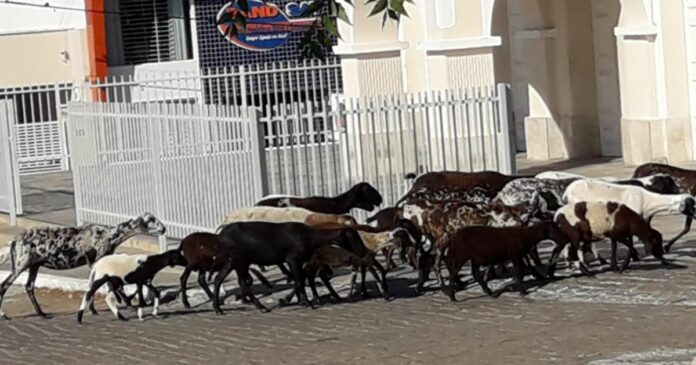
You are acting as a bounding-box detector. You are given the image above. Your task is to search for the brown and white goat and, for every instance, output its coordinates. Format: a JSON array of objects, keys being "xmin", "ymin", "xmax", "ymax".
[
  {"xmin": 440, "ymin": 222, "xmax": 567, "ymax": 301},
  {"xmin": 553, "ymin": 201, "xmax": 667, "ymax": 276},
  {"xmin": 633, "ymin": 163, "xmax": 696, "ymax": 195}
]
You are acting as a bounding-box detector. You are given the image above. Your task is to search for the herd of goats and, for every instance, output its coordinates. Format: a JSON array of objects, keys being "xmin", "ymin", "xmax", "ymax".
[{"xmin": 0, "ymin": 162, "xmax": 695, "ymax": 323}]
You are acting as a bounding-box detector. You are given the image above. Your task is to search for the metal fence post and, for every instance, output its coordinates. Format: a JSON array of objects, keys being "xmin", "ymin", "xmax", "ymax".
[
  {"xmin": 0, "ymin": 101, "xmax": 18, "ymax": 225},
  {"xmin": 148, "ymin": 103, "xmax": 167, "ymax": 251},
  {"xmin": 497, "ymin": 83, "xmax": 516, "ymax": 174},
  {"xmin": 249, "ymin": 107, "xmax": 269, "ymax": 197}
]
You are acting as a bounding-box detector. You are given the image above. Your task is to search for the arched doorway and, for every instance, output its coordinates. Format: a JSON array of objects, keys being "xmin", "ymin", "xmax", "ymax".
[{"xmin": 490, "ymin": 0, "xmax": 651, "ymax": 159}]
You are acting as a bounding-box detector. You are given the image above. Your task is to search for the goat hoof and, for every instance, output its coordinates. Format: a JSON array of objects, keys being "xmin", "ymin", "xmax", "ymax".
[
  {"xmin": 38, "ymin": 312, "xmax": 52, "ymax": 319},
  {"xmin": 278, "ymin": 298, "xmax": 290, "ymax": 307},
  {"xmin": 1, "ymin": 314, "xmax": 10, "ymax": 321}
]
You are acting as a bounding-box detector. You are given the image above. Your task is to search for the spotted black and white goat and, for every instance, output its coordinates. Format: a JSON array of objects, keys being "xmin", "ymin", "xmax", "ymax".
[
  {"xmin": 77, "ymin": 250, "xmax": 185, "ymax": 323},
  {"xmin": 494, "ymin": 177, "xmax": 579, "ymax": 213},
  {"xmin": 0, "ymin": 213, "xmax": 166, "ymax": 319}
]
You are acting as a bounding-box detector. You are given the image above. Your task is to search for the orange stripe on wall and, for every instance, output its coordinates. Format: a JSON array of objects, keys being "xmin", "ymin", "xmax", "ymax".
[{"xmin": 85, "ymin": 0, "xmax": 107, "ymax": 100}]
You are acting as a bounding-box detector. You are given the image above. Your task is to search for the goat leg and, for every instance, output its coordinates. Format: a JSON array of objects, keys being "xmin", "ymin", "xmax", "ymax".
[
  {"xmin": 372, "ymin": 261, "xmax": 390, "ymax": 298},
  {"xmin": 25, "ymin": 265, "xmax": 49, "ymax": 318},
  {"xmin": 472, "ymin": 264, "xmax": 494, "ymax": 297},
  {"xmin": 238, "ymin": 268, "xmax": 269, "ymax": 313},
  {"xmin": 305, "ymin": 266, "xmax": 322, "ymax": 307},
  {"xmin": 610, "ymin": 239, "xmax": 619, "ymax": 272},
  {"xmin": 665, "ymin": 215, "xmax": 693, "ymax": 253},
  {"xmin": 213, "ymin": 265, "xmax": 233, "ymax": 315},
  {"xmin": 197, "ymin": 270, "xmax": 215, "ymax": 301},
  {"xmin": 147, "ymin": 284, "xmax": 161, "ymax": 318},
  {"xmin": 318, "ymin": 269, "xmax": 342, "ymax": 303},
  {"xmin": 381, "ymin": 247, "xmax": 395, "ymax": 271},
  {"xmin": 278, "ymin": 263, "xmax": 293, "ymax": 285},
  {"xmin": 511, "ymin": 258, "xmax": 528, "ymax": 296},
  {"xmin": 249, "ymin": 267, "xmax": 274, "ymax": 289},
  {"xmin": 348, "ymin": 270, "xmax": 358, "ymax": 300},
  {"xmin": 416, "ymin": 254, "xmax": 434, "ymax": 293},
  {"xmin": 136, "ymin": 284, "xmax": 146, "ymax": 321},
  {"xmin": 179, "ymin": 267, "xmax": 192, "ymax": 309},
  {"xmin": 288, "ymin": 262, "xmax": 311, "ymax": 307}
]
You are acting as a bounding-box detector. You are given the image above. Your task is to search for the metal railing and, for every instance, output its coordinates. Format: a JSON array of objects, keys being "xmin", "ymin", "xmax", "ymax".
[{"xmin": 67, "ymin": 102, "xmax": 264, "ymax": 239}]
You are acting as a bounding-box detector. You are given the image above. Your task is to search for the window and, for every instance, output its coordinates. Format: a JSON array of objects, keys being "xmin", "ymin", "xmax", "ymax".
[{"xmin": 105, "ymin": 0, "xmax": 193, "ymax": 66}]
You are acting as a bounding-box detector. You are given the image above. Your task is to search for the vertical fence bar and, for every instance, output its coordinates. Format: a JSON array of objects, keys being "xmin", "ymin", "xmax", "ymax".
[{"xmin": 497, "ymin": 83, "xmax": 515, "ymax": 174}]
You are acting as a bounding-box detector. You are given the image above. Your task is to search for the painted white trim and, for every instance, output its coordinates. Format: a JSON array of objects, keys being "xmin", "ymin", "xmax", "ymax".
[
  {"xmin": 482, "ymin": 0, "xmax": 496, "ymax": 37},
  {"xmin": 684, "ymin": 0, "xmax": 696, "ymax": 158},
  {"xmin": 419, "ymin": 36, "xmax": 502, "ymax": 51},
  {"xmin": 332, "ymin": 41, "xmax": 409, "ymax": 56},
  {"xmin": 613, "ymin": 25, "xmax": 658, "ymax": 37},
  {"xmin": 652, "ymin": 0, "xmax": 667, "ymax": 119},
  {"xmin": 514, "ymin": 29, "xmax": 557, "ymax": 40}
]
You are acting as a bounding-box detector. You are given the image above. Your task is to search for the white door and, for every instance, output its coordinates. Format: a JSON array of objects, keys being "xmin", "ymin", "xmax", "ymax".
[
  {"xmin": 0, "ymin": 101, "xmax": 23, "ymax": 223},
  {"xmin": 685, "ymin": 0, "xmax": 696, "ymax": 159}
]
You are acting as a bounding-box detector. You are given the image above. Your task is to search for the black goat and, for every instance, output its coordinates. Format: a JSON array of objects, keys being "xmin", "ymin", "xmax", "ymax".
[
  {"xmin": 255, "ymin": 182, "xmax": 383, "ymax": 214},
  {"xmin": 214, "ymin": 222, "xmax": 368, "ymax": 313}
]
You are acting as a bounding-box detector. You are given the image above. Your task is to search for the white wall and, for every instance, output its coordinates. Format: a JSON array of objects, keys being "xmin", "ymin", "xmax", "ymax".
[{"xmin": 0, "ymin": 0, "xmax": 86, "ymax": 35}]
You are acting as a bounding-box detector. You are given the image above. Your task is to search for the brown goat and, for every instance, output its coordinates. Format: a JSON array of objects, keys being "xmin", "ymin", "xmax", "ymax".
[
  {"xmin": 553, "ymin": 202, "xmax": 667, "ymax": 276},
  {"xmin": 440, "ymin": 222, "xmax": 567, "ymax": 301},
  {"xmin": 177, "ymin": 232, "xmax": 272, "ymax": 309},
  {"xmin": 255, "ymin": 182, "xmax": 383, "ymax": 214},
  {"xmin": 397, "ymin": 171, "xmax": 529, "ymax": 205},
  {"xmin": 633, "ymin": 163, "xmax": 696, "ymax": 194},
  {"xmin": 280, "ymin": 246, "xmax": 379, "ymax": 306}
]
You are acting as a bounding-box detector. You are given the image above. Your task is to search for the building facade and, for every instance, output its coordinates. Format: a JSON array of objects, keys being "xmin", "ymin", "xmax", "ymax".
[{"xmin": 337, "ymin": 0, "xmax": 696, "ymax": 165}]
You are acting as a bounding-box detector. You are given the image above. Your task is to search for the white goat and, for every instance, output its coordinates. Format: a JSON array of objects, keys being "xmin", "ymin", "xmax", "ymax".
[
  {"xmin": 77, "ymin": 250, "xmax": 184, "ymax": 323},
  {"xmin": 564, "ymin": 179, "xmax": 696, "ymax": 252}
]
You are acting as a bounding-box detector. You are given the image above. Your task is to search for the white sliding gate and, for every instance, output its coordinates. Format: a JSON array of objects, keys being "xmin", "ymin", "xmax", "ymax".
[
  {"xmin": 67, "ymin": 102, "xmax": 264, "ymax": 239},
  {"xmin": 0, "ymin": 83, "xmax": 72, "ymax": 174}
]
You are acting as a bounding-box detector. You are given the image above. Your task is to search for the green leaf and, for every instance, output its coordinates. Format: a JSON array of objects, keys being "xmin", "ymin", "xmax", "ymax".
[
  {"xmin": 335, "ymin": 2, "xmax": 350, "ymax": 24},
  {"xmin": 368, "ymin": 0, "xmax": 387, "ymax": 17},
  {"xmin": 322, "ymin": 16, "xmax": 340, "ymax": 38},
  {"xmin": 389, "ymin": 0, "xmax": 408, "ymax": 16}
]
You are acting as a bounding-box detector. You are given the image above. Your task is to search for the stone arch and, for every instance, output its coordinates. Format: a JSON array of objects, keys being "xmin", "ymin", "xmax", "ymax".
[{"xmin": 484, "ymin": 0, "xmax": 652, "ymax": 38}]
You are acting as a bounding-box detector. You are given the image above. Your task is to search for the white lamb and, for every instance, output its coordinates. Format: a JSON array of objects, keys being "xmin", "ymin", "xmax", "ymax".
[{"xmin": 77, "ymin": 250, "xmax": 185, "ymax": 323}]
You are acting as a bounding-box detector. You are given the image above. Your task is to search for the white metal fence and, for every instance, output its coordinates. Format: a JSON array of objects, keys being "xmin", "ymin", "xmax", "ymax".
[
  {"xmin": 0, "ymin": 83, "xmax": 72, "ymax": 175},
  {"xmin": 67, "ymin": 102, "xmax": 264, "ymax": 239},
  {"xmin": 64, "ymin": 58, "xmax": 514, "ymax": 240},
  {"xmin": 261, "ymin": 85, "xmax": 515, "ymax": 206}
]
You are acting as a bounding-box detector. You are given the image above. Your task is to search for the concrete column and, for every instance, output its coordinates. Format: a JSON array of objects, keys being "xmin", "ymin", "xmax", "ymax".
[{"xmin": 614, "ymin": 0, "xmax": 693, "ymax": 164}]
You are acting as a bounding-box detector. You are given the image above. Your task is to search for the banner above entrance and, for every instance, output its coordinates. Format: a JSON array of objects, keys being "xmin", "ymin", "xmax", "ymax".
[{"xmin": 217, "ymin": 0, "xmax": 316, "ymax": 52}]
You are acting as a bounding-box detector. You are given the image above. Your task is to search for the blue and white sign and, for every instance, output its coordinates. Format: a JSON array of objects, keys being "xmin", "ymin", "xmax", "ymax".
[{"xmin": 217, "ymin": 0, "xmax": 316, "ymax": 52}]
